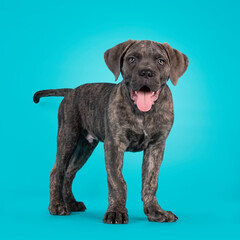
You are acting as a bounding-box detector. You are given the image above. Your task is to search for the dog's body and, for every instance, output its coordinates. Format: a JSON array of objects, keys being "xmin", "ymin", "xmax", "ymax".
[{"xmin": 34, "ymin": 40, "xmax": 188, "ymax": 224}]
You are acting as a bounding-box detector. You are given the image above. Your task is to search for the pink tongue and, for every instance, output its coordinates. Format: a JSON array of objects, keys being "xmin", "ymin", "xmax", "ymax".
[{"xmin": 135, "ymin": 91, "xmax": 154, "ymax": 112}]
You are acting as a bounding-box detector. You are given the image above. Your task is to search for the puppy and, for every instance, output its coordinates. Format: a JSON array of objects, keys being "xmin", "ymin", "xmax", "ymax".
[{"xmin": 34, "ymin": 40, "xmax": 188, "ymax": 224}]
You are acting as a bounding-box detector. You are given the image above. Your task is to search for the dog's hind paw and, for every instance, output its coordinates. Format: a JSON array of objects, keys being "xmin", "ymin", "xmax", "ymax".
[
  {"xmin": 103, "ymin": 211, "xmax": 129, "ymax": 224},
  {"xmin": 48, "ymin": 202, "xmax": 70, "ymax": 215},
  {"xmin": 68, "ymin": 201, "xmax": 86, "ymax": 212}
]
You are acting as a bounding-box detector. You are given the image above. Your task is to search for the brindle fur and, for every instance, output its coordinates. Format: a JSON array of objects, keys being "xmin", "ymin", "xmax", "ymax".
[{"xmin": 33, "ymin": 40, "xmax": 188, "ymax": 224}]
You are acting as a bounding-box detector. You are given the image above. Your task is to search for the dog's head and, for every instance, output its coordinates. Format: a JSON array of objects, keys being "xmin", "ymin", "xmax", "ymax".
[{"xmin": 104, "ymin": 40, "xmax": 188, "ymax": 112}]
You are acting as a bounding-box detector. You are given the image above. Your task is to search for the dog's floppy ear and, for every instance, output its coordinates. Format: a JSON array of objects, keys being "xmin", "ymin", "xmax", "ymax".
[
  {"xmin": 104, "ymin": 39, "xmax": 136, "ymax": 81},
  {"xmin": 162, "ymin": 42, "xmax": 189, "ymax": 86}
]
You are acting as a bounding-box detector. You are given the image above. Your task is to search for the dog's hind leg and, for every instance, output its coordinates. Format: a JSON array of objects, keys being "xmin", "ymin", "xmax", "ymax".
[
  {"xmin": 62, "ymin": 135, "xmax": 98, "ymax": 212},
  {"xmin": 48, "ymin": 99, "xmax": 81, "ymax": 215}
]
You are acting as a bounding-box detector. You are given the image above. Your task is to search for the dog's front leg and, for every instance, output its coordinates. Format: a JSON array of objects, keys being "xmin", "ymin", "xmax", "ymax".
[
  {"xmin": 103, "ymin": 140, "xmax": 128, "ymax": 224},
  {"xmin": 142, "ymin": 142, "xmax": 178, "ymax": 222}
]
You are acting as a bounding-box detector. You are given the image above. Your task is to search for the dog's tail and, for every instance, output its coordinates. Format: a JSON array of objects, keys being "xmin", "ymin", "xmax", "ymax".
[{"xmin": 33, "ymin": 88, "xmax": 73, "ymax": 103}]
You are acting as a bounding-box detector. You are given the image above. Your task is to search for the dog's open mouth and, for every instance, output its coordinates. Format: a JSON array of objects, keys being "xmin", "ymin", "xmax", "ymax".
[{"xmin": 129, "ymin": 86, "xmax": 160, "ymax": 112}]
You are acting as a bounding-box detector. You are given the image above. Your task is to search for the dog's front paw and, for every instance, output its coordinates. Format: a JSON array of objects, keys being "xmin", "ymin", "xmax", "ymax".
[
  {"xmin": 103, "ymin": 211, "xmax": 128, "ymax": 224},
  {"xmin": 48, "ymin": 201, "xmax": 70, "ymax": 215},
  {"xmin": 144, "ymin": 207, "xmax": 178, "ymax": 222}
]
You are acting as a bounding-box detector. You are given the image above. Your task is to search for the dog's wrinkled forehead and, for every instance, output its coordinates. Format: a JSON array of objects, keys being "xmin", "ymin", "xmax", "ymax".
[{"xmin": 125, "ymin": 40, "xmax": 168, "ymax": 60}]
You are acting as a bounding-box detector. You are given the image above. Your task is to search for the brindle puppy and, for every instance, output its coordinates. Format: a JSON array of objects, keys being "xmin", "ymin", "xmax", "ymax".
[{"xmin": 33, "ymin": 40, "xmax": 188, "ymax": 224}]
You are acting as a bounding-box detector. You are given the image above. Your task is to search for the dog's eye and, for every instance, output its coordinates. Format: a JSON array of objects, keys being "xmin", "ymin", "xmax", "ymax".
[
  {"xmin": 158, "ymin": 59, "xmax": 165, "ymax": 65},
  {"xmin": 128, "ymin": 57, "xmax": 136, "ymax": 64}
]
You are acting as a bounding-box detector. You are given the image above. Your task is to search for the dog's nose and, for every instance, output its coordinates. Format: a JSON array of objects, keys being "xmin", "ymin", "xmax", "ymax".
[{"xmin": 139, "ymin": 69, "xmax": 154, "ymax": 78}]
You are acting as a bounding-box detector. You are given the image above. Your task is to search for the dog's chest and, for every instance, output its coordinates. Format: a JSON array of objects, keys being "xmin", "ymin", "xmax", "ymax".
[
  {"xmin": 125, "ymin": 116, "xmax": 165, "ymax": 152},
  {"xmin": 126, "ymin": 130, "xmax": 150, "ymax": 152}
]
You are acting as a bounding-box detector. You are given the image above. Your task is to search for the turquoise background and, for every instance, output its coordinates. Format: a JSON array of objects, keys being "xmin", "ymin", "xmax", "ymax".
[{"xmin": 1, "ymin": 0, "xmax": 239, "ymax": 239}]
